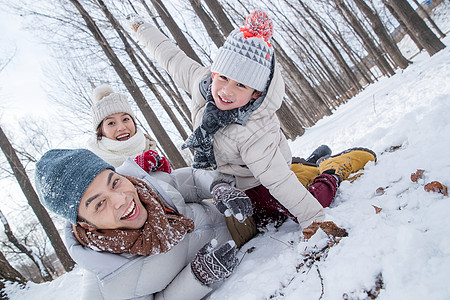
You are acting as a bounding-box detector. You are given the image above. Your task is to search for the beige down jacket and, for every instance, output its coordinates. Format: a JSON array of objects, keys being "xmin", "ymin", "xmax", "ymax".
[{"xmin": 137, "ymin": 23, "xmax": 324, "ymax": 228}]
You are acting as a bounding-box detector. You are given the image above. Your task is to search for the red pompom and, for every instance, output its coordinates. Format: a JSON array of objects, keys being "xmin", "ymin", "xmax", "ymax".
[{"xmin": 243, "ymin": 10, "xmax": 273, "ymax": 42}]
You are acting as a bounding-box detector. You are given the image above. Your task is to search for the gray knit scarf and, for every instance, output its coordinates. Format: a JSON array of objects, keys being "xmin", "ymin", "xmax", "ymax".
[{"xmin": 182, "ymin": 74, "xmax": 265, "ymax": 169}]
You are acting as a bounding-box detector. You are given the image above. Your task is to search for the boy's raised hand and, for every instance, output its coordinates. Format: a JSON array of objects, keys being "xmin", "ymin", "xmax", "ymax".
[
  {"xmin": 126, "ymin": 13, "xmax": 144, "ymax": 32},
  {"xmin": 191, "ymin": 239, "xmax": 238, "ymax": 286},
  {"xmin": 211, "ymin": 181, "xmax": 253, "ymax": 222}
]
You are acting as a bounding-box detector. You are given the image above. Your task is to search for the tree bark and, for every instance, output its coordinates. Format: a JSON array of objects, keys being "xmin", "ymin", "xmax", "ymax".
[
  {"xmin": 383, "ymin": 0, "xmax": 424, "ymax": 51},
  {"xmin": 188, "ymin": 0, "xmax": 225, "ymax": 47},
  {"xmin": 204, "ymin": 0, "xmax": 235, "ymax": 36},
  {"xmin": 70, "ymin": 0, "xmax": 188, "ymax": 169},
  {"xmin": 0, "ymin": 250, "xmax": 26, "ymax": 298},
  {"xmin": 149, "ymin": 0, "xmax": 203, "ymax": 64},
  {"xmin": 385, "ymin": 0, "xmax": 445, "ymax": 56},
  {"xmin": 0, "ymin": 126, "xmax": 75, "ymax": 272},
  {"xmin": 411, "ymin": 0, "xmax": 446, "ymax": 38},
  {"xmin": 352, "ymin": 0, "xmax": 411, "ymax": 69}
]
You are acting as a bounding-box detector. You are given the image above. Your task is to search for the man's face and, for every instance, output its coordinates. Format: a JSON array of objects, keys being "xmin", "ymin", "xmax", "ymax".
[
  {"xmin": 211, "ymin": 73, "xmax": 261, "ymax": 111},
  {"xmin": 78, "ymin": 170, "xmax": 147, "ymax": 230}
]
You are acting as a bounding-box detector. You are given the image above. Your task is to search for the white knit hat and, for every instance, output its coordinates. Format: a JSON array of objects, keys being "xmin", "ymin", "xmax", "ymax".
[
  {"xmin": 91, "ymin": 84, "xmax": 135, "ymax": 130},
  {"xmin": 211, "ymin": 10, "xmax": 274, "ymax": 92}
]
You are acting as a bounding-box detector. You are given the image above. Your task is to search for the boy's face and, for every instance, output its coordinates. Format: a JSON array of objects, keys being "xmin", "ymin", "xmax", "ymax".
[
  {"xmin": 78, "ymin": 170, "xmax": 148, "ymax": 230},
  {"xmin": 101, "ymin": 113, "xmax": 136, "ymax": 141},
  {"xmin": 211, "ymin": 73, "xmax": 261, "ymax": 111}
]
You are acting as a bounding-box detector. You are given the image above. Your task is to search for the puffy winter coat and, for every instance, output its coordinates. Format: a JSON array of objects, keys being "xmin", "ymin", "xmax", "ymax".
[
  {"xmin": 65, "ymin": 158, "xmax": 231, "ymax": 300},
  {"xmin": 136, "ymin": 23, "xmax": 324, "ymax": 228}
]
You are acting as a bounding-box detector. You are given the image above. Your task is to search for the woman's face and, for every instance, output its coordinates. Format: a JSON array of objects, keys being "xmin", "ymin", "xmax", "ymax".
[{"xmin": 101, "ymin": 113, "xmax": 136, "ymax": 141}]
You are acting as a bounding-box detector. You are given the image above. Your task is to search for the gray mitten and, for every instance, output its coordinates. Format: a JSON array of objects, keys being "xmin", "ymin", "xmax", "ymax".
[
  {"xmin": 211, "ymin": 181, "xmax": 253, "ymax": 222},
  {"xmin": 191, "ymin": 240, "xmax": 238, "ymax": 286}
]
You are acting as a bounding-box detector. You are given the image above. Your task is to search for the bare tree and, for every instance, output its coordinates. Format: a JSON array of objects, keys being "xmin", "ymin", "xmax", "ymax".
[
  {"xmin": 411, "ymin": 0, "xmax": 446, "ymax": 39},
  {"xmin": 334, "ymin": 0, "xmax": 396, "ymax": 77},
  {"xmin": 352, "ymin": 0, "xmax": 411, "ymax": 69},
  {"xmin": 148, "ymin": 0, "xmax": 203, "ymax": 64},
  {"xmin": 0, "ymin": 249, "xmax": 26, "ymax": 298},
  {"xmin": 384, "ymin": 0, "xmax": 445, "ymax": 56},
  {"xmin": 0, "ymin": 126, "xmax": 75, "ymax": 272},
  {"xmin": 188, "ymin": 0, "xmax": 225, "ymax": 47},
  {"xmin": 0, "ymin": 209, "xmax": 52, "ymax": 282}
]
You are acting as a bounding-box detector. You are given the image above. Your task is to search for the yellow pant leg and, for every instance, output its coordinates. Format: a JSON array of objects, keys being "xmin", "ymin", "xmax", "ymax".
[{"xmin": 290, "ymin": 163, "xmax": 320, "ymax": 188}]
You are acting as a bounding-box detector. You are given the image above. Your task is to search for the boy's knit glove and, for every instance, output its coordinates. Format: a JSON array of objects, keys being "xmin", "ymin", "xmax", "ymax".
[
  {"xmin": 191, "ymin": 239, "xmax": 238, "ymax": 286},
  {"xmin": 134, "ymin": 150, "xmax": 172, "ymax": 173},
  {"xmin": 211, "ymin": 181, "xmax": 253, "ymax": 222},
  {"xmin": 126, "ymin": 13, "xmax": 144, "ymax": 32}
]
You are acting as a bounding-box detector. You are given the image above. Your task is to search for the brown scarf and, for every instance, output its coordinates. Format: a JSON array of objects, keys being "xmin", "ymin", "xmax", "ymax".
[{"xmin": 73, "ymin": 175, "xmax": 194, "ymax": 256}]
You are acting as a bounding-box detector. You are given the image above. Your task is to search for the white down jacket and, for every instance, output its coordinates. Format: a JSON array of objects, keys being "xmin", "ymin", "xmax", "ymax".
[
  {"xmin": 136, "ymin": 23, "xmax": 324, "ymax": 228},
  {"xmin": 65, "ymin": 159, "xmax": 231, "ymax": 300}
]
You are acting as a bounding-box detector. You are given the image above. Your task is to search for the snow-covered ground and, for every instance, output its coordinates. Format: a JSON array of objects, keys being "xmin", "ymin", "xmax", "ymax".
[{"xmin": 4, "ymin": 6, "xmax": 450, "ymax": 300}]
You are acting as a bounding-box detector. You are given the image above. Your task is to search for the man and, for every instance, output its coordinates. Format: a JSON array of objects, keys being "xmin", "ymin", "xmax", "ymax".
[{"xmin": 35, "ymin": 149, "xmax": 237, "ymax": 300}]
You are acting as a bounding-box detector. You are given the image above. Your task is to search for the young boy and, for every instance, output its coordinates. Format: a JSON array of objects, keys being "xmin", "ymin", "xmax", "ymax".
[
  {"xmin": 129, "ymin": 10, "xmax": 375, "ymax": 234},
  {"xmin": 35, "ymin": 149, "xmax": 237, "ymax": 299}
]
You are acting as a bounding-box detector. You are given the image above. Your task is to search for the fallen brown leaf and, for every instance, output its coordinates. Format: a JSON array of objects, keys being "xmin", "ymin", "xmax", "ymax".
[
  {"xmin": 424, "ymin": 181, "xmax": 448, "ymax": 196},
  {"xmin": 410, "ymin": 169, "xmax": 425, "ymax": 182},
  {"xmin": 372, "ymin": 205, "xmax": 382, "ymax": 214}
]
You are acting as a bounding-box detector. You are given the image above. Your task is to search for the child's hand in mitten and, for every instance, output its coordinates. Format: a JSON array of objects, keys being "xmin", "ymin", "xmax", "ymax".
[
  {"xmin": 191, "ymin": 239, "xmax": 238, "ymax": 286},
  {"xmin": 126, "ymin": 14, "xmax": 145, "ymax": 32},
  {"xmin": 134, "ymin": 150, "xmax": 172, "ymax": 174}
]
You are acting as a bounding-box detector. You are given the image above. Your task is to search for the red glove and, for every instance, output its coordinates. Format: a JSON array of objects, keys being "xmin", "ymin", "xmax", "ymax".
[{"xmin": 134, "ymin": 150, "xmax": 172, "ymax": 173}]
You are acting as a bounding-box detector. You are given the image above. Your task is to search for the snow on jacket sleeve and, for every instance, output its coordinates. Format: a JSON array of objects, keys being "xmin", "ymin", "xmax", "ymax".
[
  {"xmin": 237, "ymin": 122, "xmax": 325, "ymax": 228},
  {"xmin": 136, "ymin": 23, "xmax": 208, "ymax": 96}
]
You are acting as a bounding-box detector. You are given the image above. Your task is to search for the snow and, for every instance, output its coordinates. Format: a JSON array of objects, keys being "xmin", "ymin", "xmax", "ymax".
[{"xmin": 5, "ymin": 14, "xmax": 450, "ymax": 300}]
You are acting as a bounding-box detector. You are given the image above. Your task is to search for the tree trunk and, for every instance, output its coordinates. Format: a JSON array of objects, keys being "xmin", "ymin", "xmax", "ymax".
[
  {"xmin": 335, "ymin": 0, "xmax": 395, "ymax": 77},
  {"xmin": 352, "ymin": 0, "xmax": 411, "ymax": 69},
  {"xmin": 277, "ymin": 101, "xmax": 305, "ymax": 141},
  {"xmin": 411, "ymin": 0, "xmax": 446, "ymax": 38},
  {"xmin": 385, "ymin": 0, "xmax": 445, "ymax": 56},
  {"xmin": 149, "ymin": 0, "xmax": 203, "ymax": 64},
  {"xmin": 0, "ymin": 250, "xmax": 26, "ymax": 298},
  {"xmin": 96, "ymin": 0, "xmax": 189, "ymax": 140},
  {"xmin": 204, "ymin": 0, "xmax": 235, "ymax": 36},
  {"xmin": 70, "ymin": 0, "xmax": 188, "ymax": 169},
  {"xmin": 0, "ymin": 210, "xmax": 52, "ymax": 282},
  {"xmin": 383, "ymin": 0, "xmax": 424, "ymax": 51},
  {"xmin": 0, "ymin": 126, "xmax": 75, "ymax": 272},
  {"xmin": 188, "ymin": 0, "xmax": 224, "ymax": 47}
]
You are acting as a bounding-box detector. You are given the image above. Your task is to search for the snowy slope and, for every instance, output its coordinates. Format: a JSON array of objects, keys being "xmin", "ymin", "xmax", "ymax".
[{"xmin": 4, "ymin": 9, "xmax": 450, "ymax": 300}]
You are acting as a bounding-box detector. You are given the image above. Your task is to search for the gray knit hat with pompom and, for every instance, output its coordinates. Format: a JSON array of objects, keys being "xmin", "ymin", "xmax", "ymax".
[
  {"xmin": 91, "ymin": 84, "xmax": 135, "ymax": 130},
  {"xmin": 35, "ymin": 149, "xmax": 114, "ymax": 224},
  {"xmin": 211, "ymin": 10, "xmax": 274, "ymax": 91}
]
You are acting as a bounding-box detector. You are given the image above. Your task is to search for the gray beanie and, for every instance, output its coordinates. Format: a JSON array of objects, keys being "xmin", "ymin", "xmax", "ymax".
[
  {"xmin": 35, "ymin": 149, "xmax": 114, "ymax": 224},
  {"xmin": 91, "ymin": 84, "xmax": 135, "ymax": 130},
  {"xmin": 211, "ymin": 10, "xmax": 274, "ymax": 92}
]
